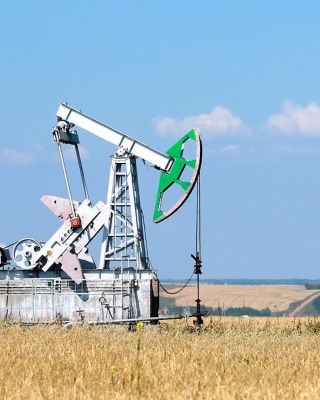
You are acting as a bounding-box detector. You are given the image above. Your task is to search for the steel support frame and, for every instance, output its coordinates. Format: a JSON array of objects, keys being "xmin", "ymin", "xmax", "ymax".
[{"xmin": 99, "ymin": 155, "xmax": 148, "ymax": 272}]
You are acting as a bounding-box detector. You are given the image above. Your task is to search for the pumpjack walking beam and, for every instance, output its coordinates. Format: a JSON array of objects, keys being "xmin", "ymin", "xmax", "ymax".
[{"xmin": 56, "ymin": 103, "xmax": 174, "ymax": 172}]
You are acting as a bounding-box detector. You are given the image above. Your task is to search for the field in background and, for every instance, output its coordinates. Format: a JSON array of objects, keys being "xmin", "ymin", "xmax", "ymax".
[
  {"xmin": 160, "ymin": 284, "xmax": 317, "ymax": 312},
  {"xmin": 1, "ymin": 319, "xmax": 320, "ymax": 399}
]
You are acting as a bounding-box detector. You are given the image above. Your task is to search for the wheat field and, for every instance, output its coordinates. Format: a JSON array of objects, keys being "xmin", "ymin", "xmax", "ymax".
[{"xmin": 1, "ymin": 318, "xmax": 320, "ymax": 399}]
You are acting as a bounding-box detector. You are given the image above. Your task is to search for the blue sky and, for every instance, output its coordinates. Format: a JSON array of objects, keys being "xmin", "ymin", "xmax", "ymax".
[{"xmin": 1, "ymin": 1, "xmax": 320, "ymax": 279}]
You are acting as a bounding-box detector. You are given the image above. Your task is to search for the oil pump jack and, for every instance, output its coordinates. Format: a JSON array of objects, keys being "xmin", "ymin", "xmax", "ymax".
[{"xmin": 0, "ymin": 104, "xmax": 202, "ymax": 323}]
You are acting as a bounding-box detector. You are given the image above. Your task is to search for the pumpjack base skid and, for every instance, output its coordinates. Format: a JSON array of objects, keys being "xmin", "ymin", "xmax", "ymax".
[{"xmin": 0, "ymin": 269, "xmax": 159, "ymax": 323}]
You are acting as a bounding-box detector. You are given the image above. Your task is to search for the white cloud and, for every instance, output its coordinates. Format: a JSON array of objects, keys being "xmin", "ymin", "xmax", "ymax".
[
  {"xmin": 220, "ymin": 144, "xmax": 240, "ymax": 153},
  {"xmin": 58, "ymin": 145, "xmax": 89, "ymax": 161},
  {"xmin": 0, "ymin": 145, "xmax": 44, "ymax": 166},
  {"xmin": 266, "ymin": 101, "xmax": 320, "ymax": 135},
  {"xmin": 152, "ymin": 106, "xmax": 251, "ymax": 138},
  {"xmin": 208, "ymin": 144, "xmax": 241, "ymax": 156},
  {"xmin": 0, "ymin": 143, "xmax": 90, "ymax": 166}
]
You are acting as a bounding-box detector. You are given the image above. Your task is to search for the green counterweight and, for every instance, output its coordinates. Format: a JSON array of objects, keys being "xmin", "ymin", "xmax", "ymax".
[{"xmin": 153, "ymin": 129, "xmax": 202, "ymax": 223}]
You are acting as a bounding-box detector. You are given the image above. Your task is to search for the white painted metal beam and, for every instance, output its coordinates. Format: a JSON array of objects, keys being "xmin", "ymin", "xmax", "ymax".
[{"xmin": 56, "ymin": 103, "xmax": 173, "ymax": 172}]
